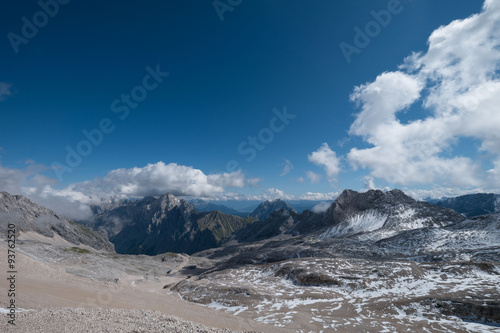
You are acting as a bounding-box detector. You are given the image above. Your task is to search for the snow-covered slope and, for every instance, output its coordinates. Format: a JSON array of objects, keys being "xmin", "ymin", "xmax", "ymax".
[
  {"xmin": 320, "ymin": 210, "xmax": 387, "ymax": 238},
  {"xmin": 377, "ymin": 213, "xmax": 500, "ymax": 261}
]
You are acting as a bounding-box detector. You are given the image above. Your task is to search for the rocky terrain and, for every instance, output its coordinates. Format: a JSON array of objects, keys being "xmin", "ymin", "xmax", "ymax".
[
  {"xmin": 174, "ymin": 189, "xmax": 500, "ymax": 331},
  {"xmin": 232, "ymin": 209, "xmax": 299, "ymax": 243},
  {"xmin": 3, "ymin": 308, "xmax": 241, "ymax": 333},
  {"xmin": 172, "ymin": 257, "xmax": 500, "ymax": 332},
  {"xmin": 1, "ymin": 188, "xmax": 500, "ymax": 332},
  {"xmin": 0, "ymin": 240, "xmax": 280, "ymax": 333}
]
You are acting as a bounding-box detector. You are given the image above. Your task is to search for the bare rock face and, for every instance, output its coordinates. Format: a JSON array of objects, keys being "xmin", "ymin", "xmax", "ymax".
[{"xmin": 0, "ymin": 191, "xmax": 114, "ymax": 252}]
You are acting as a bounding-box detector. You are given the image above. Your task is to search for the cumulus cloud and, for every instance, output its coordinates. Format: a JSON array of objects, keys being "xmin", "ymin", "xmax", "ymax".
[
  {"xmin": 346, "ymin": 0, "xmax": 500, "ymax": 189},
  {"xmin": 0, "ymin": 158, "xmax": 342, "ymax": 221},
  {"xmin": 262, "ymin": 188, "xmax": 294, "ymax": 201},
  {"xmin": 280, "ymin": 159, "xmax": 294, "ymax": 176},
  {"xmin": 0, "ymin": 161, "xmax": 256, "ymax": 220},
  {"xmin": 405, "ymin": 187, "xmax": 495, "ymax": 201},
  {"xmin": 78, "ymin": 162, "xmax": 247, "ymax": 198},
  {"xmin": 246, "ymin": 177, "xmax": 263, "ymax": 187},
  {"xmin": 297, "ymin": 192, "xmax": 338, "ymax": 201},
  {"xmin": 260, "ymin": 188, "xmax": 338, "ymax": 201},
  {"xmin": 349, "ymin": 72, "xmax": 424, "ymax": 138},
  {"xmin": 306, "ymin": 171, "xmax": 321, "ymax": 184},
  {"xmin": 363, "ymin": 176, "xmax": 377, "ymax": 190},
  {"xmin": 311, "ymin": 201, "xmax": 332, "ymax": 213},
  {"xmin": 0, "ymin": 162, "xmax": 56, "ymax": 195},
  {"xmin": 308, "ymin": 143, "xmax": 341, "ymax": 182},
  {"xmin": 0, "ymin": 83, "xmax": 12, "ymax": 101},
  {"xmin": 0, "ymin": 162, "xmax": 92, "ymax": 220}
]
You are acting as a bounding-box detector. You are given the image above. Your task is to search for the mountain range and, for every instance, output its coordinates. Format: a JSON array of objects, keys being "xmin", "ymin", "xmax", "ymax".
[
  {"xmin": 433, "ymin": 193, "xmax": 500, "ymax": 217},
  {"xmin": 3, "ymin": 189, "xmax": 499, "ymax": 330},
  {"xmin": 188, "ymin": 199, "xmax": 249, "ymax": 217},
  {"xmin": 91, "ymin": 193, "xmax": 255, "ymax": 255},
  {"xmin": 1, "ymin": 189, "xmax": 499, "ymax": 262}
]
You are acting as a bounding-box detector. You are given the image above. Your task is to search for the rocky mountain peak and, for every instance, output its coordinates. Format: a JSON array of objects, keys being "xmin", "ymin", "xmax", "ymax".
[
  {"xmin": 319, "ymin": 188, "xmax": 464, "ymax": 240},
  {"xmin": 328, "ymin": 189, "xmax": 416, "ymax": 216},
  {"xmin": 0, "ymin": 191, "xmax": 54, "ymax": 218},
  {"xmin": 250, "ymin": 199, "xmax": 296, "ymax": 221},
  {"xmin": 133, "ymin": 193, "xmax": 194, "ymax": 214}
]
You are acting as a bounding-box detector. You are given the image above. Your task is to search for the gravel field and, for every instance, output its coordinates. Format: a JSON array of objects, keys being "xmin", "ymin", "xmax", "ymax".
[{"xmin": 3, "ymin": 308, "xmax": 249, "ymax": 333}]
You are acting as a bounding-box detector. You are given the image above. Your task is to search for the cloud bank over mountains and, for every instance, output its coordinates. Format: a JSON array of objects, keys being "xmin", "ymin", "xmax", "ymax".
[
  {"xmin": 0, "ymin": 161, "xmax": 252, "ymax": 219},
  {"xmin": 0, "ymin": 161, "xmax": 336, "ymax": 220}
]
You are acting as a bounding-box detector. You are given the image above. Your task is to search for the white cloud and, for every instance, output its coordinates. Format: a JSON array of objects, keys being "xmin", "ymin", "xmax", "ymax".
[
  {"xmin": 311, "ymin": 201, "xmax": 332, "ymax": 213},
  {"xmin": 262, "ymin": 188, "xmax": 294, "ymax": 201},
  {"xmin": 346, "ymin": 0, "xmax": 500, "ymax": 189},
  {"xmin": 246, "ymin": 177, "xmax": 263, "ymax": 187},
  {"xmin": 0, "ymin": 83, "xmax": 12, "ymax": 101},
  {"xmin": 58, "ymin": 162, "xmax": 245, "ymax": 200},
  {"xmin": 308, "ymin": 143, "xmax": 341, "ymax": 182},
  {"xmin": 306, "ymin": 170, "xmax": 321, "ymax": 184},
  {"xmin": 63, "ymin": 162, "xmax": 249, "ymax": 199},
  {"xmin": 0, "ymin": 161, "xmax": 256, "ymax": 220},
  {"xmin": 0, "ymin": 159, "xmax": 343, "ymax": 220},
  {"xmin": 296, "ymin": 176, "xmax": 305, "ymax": 183},
  {"xmin": 349, "ymin": 71, "xmax": 424, "ymax": 138},
  {"xmin": 0, "ymin": 161, "xmax": 56, "ymax": 195},
  {"xmin": 297, "ymin": 192, "xmax": 338, "ymax": 201},
  {"xmin": 405, "ymin": 187, "xmax": 491, "ymax": 201},
  {"xmin": 280, "ymin": 159, "xmax": 294, "ymax": 176},
  {"xmin": 363, "ymin": 176, "xmax": 376, "ymax": 190},
  {"xmin": 261, "ymin": 188, "xmax": 338, "ymax": 202},
  {"xmin": 0, "ymin": 162, "xmax": 91, "ymax": 220}
]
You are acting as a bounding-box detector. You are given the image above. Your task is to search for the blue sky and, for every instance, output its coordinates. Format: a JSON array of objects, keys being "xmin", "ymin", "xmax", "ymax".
[{"xmin": 1, "ymin": 0, "xmax": 499, "ymax": 218}]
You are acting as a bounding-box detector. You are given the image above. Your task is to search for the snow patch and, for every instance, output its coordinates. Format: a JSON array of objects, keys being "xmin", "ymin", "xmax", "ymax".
[{"xmin": 321, "ymin": 210, "xmax": 387, "ymax": 238}]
